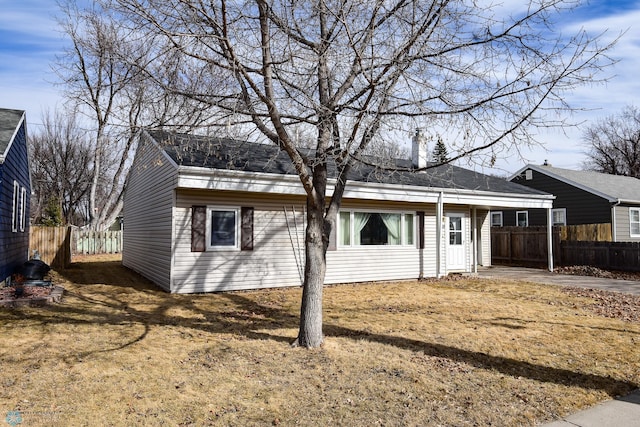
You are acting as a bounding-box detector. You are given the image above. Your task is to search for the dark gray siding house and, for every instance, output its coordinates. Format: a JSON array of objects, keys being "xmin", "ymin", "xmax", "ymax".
[
  {"xmin": 0, "ymin": 108, "xmax": 31, "ymax": 283},
  {"xmin": 492, "ymin": 163, "xmax": 640, "ymax": 242}
]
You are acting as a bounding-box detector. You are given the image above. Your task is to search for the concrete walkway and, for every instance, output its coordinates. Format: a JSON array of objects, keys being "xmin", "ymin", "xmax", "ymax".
[
  {"xmin": 476, "ymin": 265, "xmax": 640, "ymax": 295},
  {"xmin": 541, "ymin": 389, "xmax": 640, "ymax": 427},
  {"xmin": 475, "ymin": 266, "xmax": 640, "ymax": 426}
]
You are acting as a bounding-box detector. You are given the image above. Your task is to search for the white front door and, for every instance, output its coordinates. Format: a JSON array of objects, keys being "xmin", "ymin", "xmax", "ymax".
[{"xmin": 446, "ymin": 214, "xmax": 467, "ymax": 271}]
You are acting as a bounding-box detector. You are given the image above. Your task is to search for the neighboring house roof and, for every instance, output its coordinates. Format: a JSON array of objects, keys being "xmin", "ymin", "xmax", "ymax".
[
  {"xmin": 0, "ymin": 108, "xmax": 25, "ymax": 163},
  {"xmin": 511, "ymin": 164, "xmax": 640, "ymax": 204},
  {"xmin": 151, "ymin": 130, "xmax": 550, "ymax": 201}
]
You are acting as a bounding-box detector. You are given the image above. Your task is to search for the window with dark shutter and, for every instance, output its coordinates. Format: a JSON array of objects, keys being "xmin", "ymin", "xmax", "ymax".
[
  {"xmin": 191, "ymin": 206, "xmax": 206, "ymax": 252},
  {"xmin": 241, "ymin": 207, "xmax": 254, "ymax": 251}
]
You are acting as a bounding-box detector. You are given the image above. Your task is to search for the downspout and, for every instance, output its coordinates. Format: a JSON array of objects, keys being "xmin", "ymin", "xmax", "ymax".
[
  {"xmin": 436, "ymin": 193, "xmax": 443, "ymax": 278},
  {"xmin": 611, "ymin": 200, "xmax": 620, "ymax": 242},
  {"xmin": 547, "ymin": 207, "xmax": 554, "ymax": 272},
  {"xmin": 472, "ymin": 207, "xmax": 478, "ymax": 274}
]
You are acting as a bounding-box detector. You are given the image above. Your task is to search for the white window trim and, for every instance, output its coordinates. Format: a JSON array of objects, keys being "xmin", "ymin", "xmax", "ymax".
[
  {"xmin": 630, "ymin": 207, "xmax": 640, "ymax": 237},
  {"xmin": 19, "ymin": 187, "xmax": 27, "ymax": 232},
  {"xmin": 516, "ymin": 210, "xmax": 529, "ymax": 227},
  {"xmin": 205, "ymin": 206, "xmax": 240, "ymax": 251},
  {"xmin": 551, "ymin": 208, "xmax": 567, "ymax": 226},
  {"xmin": 490, "ymin": 211, "xmax": 503, "ymax": 227},
  {"xmin": 11, "ymin": 181, "xmax": 19, "ymax": 233},
  {"xmin": 337, "ymin": 209, "xmax": 416, "ymax": 248}
]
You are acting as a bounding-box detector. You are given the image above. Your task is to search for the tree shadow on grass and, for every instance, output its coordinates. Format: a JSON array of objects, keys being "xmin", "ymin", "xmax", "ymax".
[
  {"xmin": 24, "ymin": 262, "xmax": 638, "ymax": 399},
  {"xmin": 221, "ymin": 292, "xmax": 639, "ymax": 399}
]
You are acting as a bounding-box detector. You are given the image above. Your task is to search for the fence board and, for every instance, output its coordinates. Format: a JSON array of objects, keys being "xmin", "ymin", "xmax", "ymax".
[
  {"xmin": 73, "ymin": 229, "xmax": 122, "ymax": 255},
  {"xmin": 491, "ymin": 223, "xmax": 640, "ymax": 272},
  {"xmin": 559, "ymin": 241, "xmax": 640, "ymax": 272},
  {"xmin": 29, "ymin": 226, "xmax": 72, "ymax": 269},
  {"xmin": 490, "ymin": 226, "xmax": 557, "ymax": 267}
]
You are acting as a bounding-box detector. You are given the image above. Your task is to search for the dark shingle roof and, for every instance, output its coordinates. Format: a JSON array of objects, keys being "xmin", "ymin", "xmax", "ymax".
[
  {"xmin": 0, "ymin": 108, "xmax": 24, "ymax": 157},
  {"xmin": 151, "ymin": 130, "xmax": 548, "ymax": 196}
]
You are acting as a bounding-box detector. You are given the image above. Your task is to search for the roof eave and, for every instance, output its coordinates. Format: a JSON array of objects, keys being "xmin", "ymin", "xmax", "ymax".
[
  {"xmin": 511, "ymin": 164, "xmax": 619, "ymax": 203},
  {"xmin": 176, "ymin": 166, "xmax": 554, "ymax": 209}
]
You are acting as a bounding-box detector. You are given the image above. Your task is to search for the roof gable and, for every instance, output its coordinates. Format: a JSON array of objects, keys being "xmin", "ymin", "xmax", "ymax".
[
  {"xmin": 151, "ymin": 130, "xmax": 548, "ymax": 197},
  {"xmin": 511, "ymin": 164, "xmax": 640, "ymax": 203},
  {"xmin": 0, "ymin": 108, "xmax": 25, "ymax": 162}
]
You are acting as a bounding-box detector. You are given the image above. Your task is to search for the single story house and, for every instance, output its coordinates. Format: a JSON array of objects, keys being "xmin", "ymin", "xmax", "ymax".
[
  {"xmin": 0, "ymin": 108, "xmax": 31, "ymax": 284},
  {"xmin": 123, "ymin": 130, "xmax": 554, "ymax": 293},
  {"xmin": 492, "ymin": 163, "xmax": 640, "ymax": 242}
]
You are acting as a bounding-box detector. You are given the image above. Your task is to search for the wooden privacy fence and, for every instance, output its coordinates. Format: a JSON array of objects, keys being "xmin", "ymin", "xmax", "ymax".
[
  {"xmin": 73, "ymin": 229, "xmax": 123, "ymax": 255},
  {"xmin": 558, "ymin": 223, "xmax": 612, "ymax": 242},
  {"xmin": 29, "ymin": 226, "xmax": 72, "ymax": 269},
  {"xmin": 29, "ymin": 226, "xmax": 123, "ymax": 269},
  {"xmin": 559, "ymin": 241, "xmax": 640, "ymax": 272},
  {"xmin": 491, "ymin": 223, "xmax": 640, "ymax": 272},
  {"xmin": 491, "ymin": 226, "xmax": 559, "ymax": 267}
]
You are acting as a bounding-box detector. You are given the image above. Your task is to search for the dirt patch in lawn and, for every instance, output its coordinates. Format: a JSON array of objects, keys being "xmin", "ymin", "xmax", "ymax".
[{"xmin": 0, "ymin": 254, "xmax": 638, "ymax": 426}]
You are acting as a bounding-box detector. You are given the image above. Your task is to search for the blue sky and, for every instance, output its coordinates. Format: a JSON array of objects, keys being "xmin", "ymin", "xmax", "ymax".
[{"xmin": 1, "ymin": 0, "xmax": 640, "ymax": 175}]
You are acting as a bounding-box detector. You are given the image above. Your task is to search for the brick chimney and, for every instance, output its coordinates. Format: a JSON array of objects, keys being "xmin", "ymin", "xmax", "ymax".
[{"xmin": 412, "ymin": 129, "xmax": 428, "ymax": 169}]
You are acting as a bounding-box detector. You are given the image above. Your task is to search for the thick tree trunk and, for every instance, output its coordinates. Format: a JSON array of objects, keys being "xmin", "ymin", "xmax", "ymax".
[{"xmin": 295, "ymin": 196, "xmax": 328, "ymax": 348}]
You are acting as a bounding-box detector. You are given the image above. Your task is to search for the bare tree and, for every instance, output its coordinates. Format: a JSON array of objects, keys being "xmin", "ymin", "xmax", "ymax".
[
  {"xmin": 583, "ymin": 105, "xmax": 640, "ymax": 177},
  {"xmin": 29, "ymin": 111, "xmax": 93, "ymax": 226},
  {"xmin": 105, "ymin": 0, "xmax": 614, "ymax": 347},
  {"xmin": 55, "ymin": 1, "xmax": 226, "ymax": 229}
]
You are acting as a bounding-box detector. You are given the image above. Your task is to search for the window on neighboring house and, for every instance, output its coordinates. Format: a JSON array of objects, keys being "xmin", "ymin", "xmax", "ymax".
[
  {"xmin": 516, "ymin": 211, "xmax": 529, "ymax": 227},
  {"xmin": 551, "ymin": 208, "xmax": 567, "ymax": 226},
  {"xmin": 11, "ymin": 181, "xmax": 20, "ymax": 232},
  {"xmin": 338, "ymin": 211, "xmax": 415, "ymax": 247},
  {"xmin": 490, "ymin": 211, "xmax": 503, "ymax": 227},
  {"xmin": 630, "ymin": 208, "xmax": 640, "ymax": 237},
  {"xmin": 206, "ymin": 207, "xmax": 240, "ymax": 250},
  {"xmin": 19, "ymin": 187, "xmax": 27, "ymax": 232}
]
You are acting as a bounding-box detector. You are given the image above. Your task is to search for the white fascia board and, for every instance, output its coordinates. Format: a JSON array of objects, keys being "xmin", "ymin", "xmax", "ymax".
[
  {"xmin": 0, "ymin": 111, "xmax": 25, "ymax": 164},
  {"xmin": 142, "ymin": 129, "xmax": 180, "ymax": 169},
  {"xmin": 176, "ymin": 166, "xmax": 554, "ymax": 208}
]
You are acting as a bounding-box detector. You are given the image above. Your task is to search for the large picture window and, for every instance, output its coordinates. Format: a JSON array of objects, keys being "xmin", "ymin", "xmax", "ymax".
[
  {"xmin": 206, "ymin": 207, "xmax": 240, "ymax": 250},
  {"xmin": 338, "ymin": 210, "xmax": 414, "ymax": 247},
  {"xmin": 630, "ymin": 208, "xmax": 640, "ymax": 237}
]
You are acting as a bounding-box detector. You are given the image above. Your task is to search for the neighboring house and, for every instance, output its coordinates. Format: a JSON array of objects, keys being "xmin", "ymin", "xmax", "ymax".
[
  {"xmin": 0, "ymin": 108, "xmax": 31, "ymax": 284},
  {"xmin": 123, "ymin": 130, "xmax": 553, "ymax": 293},
  {"xmin": 493, "ymin": 163, "xmax": 640, "ymax": 242}
]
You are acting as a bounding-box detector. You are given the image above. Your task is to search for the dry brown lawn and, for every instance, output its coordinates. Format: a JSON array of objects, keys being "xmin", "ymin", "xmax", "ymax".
[{"xmin": 0, "ymin": 254, "xmax": 638, "ymax": 426}]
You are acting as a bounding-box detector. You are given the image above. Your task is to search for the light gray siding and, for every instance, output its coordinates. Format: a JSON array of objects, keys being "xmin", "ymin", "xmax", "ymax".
[
  {"xmin": 614, "ymin": 205, "xmax": 640, "ymax": 242},
  {"xmin": 122, "ymin": 133, "xmax": 177, "ymax": 290},
  {"xmin": 477, "ymin": 210, "xmax": 491, "ymax": 266},
  {"xmin": 173, "ymin": 191, "xmax": 307, "ymax": 292},
  {"xmin": 172, "ymin": 192, "xmax": 441, "ymax": 292}
]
